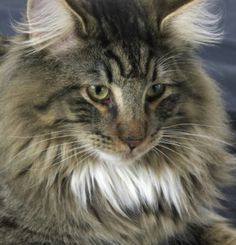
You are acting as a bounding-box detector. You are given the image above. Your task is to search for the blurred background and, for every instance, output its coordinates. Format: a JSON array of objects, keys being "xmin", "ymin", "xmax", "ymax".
[{"xmin": 0, "ymin": 0, "xmax": 236, "ymax": 226}]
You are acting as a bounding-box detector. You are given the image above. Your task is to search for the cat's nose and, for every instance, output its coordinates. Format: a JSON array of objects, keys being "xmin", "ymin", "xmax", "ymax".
[{"xmin": 123, "ymin": 138, "xmax": 143, "ymax": 150}]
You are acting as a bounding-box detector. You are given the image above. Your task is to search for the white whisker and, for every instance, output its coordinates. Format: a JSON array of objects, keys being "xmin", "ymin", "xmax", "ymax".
[{"xmin": 163, "ymin": 131, "xmax": 233, "ymax": 147}]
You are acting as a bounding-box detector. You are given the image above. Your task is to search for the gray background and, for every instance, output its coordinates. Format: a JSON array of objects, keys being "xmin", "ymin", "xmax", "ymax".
[{"xmin": 0, "ymin": 0, "xmax": 236, "ymax": 225}]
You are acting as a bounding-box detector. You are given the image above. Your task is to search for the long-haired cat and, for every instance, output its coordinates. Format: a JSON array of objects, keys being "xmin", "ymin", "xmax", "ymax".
[{"xmin": 0, "ymin": 0, "xmax": 235, "ymax": 244}]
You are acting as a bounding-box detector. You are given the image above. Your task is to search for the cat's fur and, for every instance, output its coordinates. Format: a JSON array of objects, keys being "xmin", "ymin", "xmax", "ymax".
[
  {"xmin": 0, "ymin": 0, "xmax": 235, "ymax": 244},
  {"xmin": 0, "ymin": 36, "xmax": 10, "ymax": 59}
]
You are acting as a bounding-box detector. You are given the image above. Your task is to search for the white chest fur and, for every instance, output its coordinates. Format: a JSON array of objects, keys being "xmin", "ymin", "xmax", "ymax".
[{"xmin": 71, "ymin": 160, "xmax": 185, "ymax": 215}]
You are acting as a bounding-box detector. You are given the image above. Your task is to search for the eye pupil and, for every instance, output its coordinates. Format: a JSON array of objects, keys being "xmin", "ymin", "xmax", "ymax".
[{"xmin": 95, "ymin": 86, "xmax": 102, "ymax": 95}]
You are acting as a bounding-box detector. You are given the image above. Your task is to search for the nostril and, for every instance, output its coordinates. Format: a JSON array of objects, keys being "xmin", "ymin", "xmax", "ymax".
[{"xmin": 123, "ymin": 138, "xmax": 143, "ymax": 150}]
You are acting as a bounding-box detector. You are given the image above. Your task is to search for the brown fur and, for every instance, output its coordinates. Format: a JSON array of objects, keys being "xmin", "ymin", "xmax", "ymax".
[
  {"xmin": 0, "ymin": 0, "xmax": 235, "ymax": 244},
  {"xmin": 204, "ymin": 223, "xmax": 236, "ymax": 245}
]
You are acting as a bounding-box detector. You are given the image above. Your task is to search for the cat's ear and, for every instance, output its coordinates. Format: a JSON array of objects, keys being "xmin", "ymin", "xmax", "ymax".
[
  {"xmin": 160, "ymin": 0, "xmax": 223, "ymax": 47},
  {"xmin": 25, "ymin": 0, "xmax": 86, "ymax": 53}
]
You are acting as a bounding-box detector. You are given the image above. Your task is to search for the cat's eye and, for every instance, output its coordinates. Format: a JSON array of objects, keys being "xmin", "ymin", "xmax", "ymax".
[
  {"xmin": 146, "ymin": 84, "xmax": 166, "ymax": 102},
  {"xmin": 87, "ymin": 85, "xmax": 110, "ymax": 102}
]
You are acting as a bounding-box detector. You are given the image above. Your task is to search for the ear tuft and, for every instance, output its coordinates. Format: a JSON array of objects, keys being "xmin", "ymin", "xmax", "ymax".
[
  {"xmin": 161, "ymin": 0, "xmax": 224, "ymax": 47},
  {"xmin": 16, "ymin": 0, "xmax": 85, "ymax": 53}
]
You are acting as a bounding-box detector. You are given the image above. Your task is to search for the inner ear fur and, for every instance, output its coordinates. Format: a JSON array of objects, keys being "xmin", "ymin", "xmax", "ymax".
[
  {"xmin": 160, "ymin": 0, "xmax": 195, "ymax": 29},
  {"xmin": 26, "ymin": 0, "xmax": 88, "ymax": 53},
  {"xmin": 159, "ymin": 0, "xmax": 223, "ymax": 47}
]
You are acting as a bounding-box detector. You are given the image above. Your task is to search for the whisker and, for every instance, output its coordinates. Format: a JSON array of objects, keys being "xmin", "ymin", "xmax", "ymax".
[
  {"xmin": 161, "ymin": 123, "xmax": 223, "ymax": 130},
  {"xmin": 152, "ymin": 147, "xmax": 181, "ymax": 170},
  {"xmin": 24, "ymin": 145, "xmax": 95, "ymax": 174},
  {"xmin": 158, "ymin": 143, "xmax": 193, "ymax": 162},
  {"xmin": 160, "ymin": 139, "xmax": 199, "ymax": 152},
  {"xmin": 7, "ymin": 139, "xmax": 80, "ymax": 165},
  {"xmin": 7, "ymin": 129, "xmax": 92, "ymax": 139},
  {"xmin": 79, "ymin": 151, "xmax": 97, "ymax": 164},
  {"xmin": 0, "ymin": 141, "xmax": 92, "ymax": 175},
  {"xmin": 162, "ymin": 135, "xmax": 236, "ymax": 153},
  {"xmin": 163, "ymin": 131, "xmax": 234, "ymax": 147}
]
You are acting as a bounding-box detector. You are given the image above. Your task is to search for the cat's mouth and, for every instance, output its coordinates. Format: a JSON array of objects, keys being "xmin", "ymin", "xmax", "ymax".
[{"xmin": 96, "ymin": 137, "xmax": 160, "ymax": 164}]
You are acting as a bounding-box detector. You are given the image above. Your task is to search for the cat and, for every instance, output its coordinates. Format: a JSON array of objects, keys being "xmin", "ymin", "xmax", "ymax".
[{"xmin": 0, "ymin": 0, "xmax": 235, "ymax": 244}]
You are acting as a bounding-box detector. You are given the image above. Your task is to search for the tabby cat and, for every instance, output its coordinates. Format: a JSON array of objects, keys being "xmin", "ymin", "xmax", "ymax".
[{"xmin": 0, "ymin": 0, "xmax": 235, "ymax": 244}]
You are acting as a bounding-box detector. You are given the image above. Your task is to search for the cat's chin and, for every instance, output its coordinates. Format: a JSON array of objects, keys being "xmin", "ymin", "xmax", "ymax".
[
  {"xmin": 95, "ymin": 142, "xmax": 156, "ymax": 165},
  {"xmin": 96, "ymin": 150, "xmax": 139, "ymax": 166}
]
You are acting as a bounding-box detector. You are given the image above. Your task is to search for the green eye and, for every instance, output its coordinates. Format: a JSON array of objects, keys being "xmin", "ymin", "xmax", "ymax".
[
  {"xmin": 146, "ymin": 84, "xmax": 166, "ymax": 102},
  {"xmin": 87, "ymin": 85, "xmax": 110, "ymax": 101}
]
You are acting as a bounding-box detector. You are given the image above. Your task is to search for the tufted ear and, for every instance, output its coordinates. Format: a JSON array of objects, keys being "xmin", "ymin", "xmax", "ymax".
[
  {"xmin": 160, "ymin": 0, "xmax": 223, "ymax": 47},
  {"xmin": 25, "ymin": 0, "xmax": 87, "ymax": 53}
]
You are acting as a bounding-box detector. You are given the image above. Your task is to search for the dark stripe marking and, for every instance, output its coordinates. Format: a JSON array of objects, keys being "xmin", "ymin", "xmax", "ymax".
[
  {"xmin": 104, "ymin": 50, "xmax": 125, "ymax": 77},
  {"xmin": 0, "ymin": 217, "xmax": 18, "ymax": 229},
  {"xmin": 145, "ymin": 50, "xmax": 154, "ymax": 77},
  {"xmin": 103, "ymin": 61, "xmax": 113, "ymax": 83}
]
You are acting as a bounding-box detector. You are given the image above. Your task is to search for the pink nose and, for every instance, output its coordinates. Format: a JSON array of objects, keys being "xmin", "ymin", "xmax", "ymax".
[{"xmin": 123, "ymin": 138, "xmax": 143, "ymax": 150}]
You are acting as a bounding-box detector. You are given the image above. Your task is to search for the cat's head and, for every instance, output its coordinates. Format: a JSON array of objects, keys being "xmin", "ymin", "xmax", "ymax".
[{"xmin": 4, "ymin": 0, "xmax": 223, "ymax": 167}]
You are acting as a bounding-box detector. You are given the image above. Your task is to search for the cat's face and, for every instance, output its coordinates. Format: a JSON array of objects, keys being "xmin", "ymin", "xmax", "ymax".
[{"xmin": 15, "ymin": 40, "xmax": 191, "ymax": 166}]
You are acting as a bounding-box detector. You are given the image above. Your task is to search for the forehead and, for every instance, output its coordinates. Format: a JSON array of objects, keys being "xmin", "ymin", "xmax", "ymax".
[
  {"xmin": 68, "ymin": 0, "xmax": 157, "ymax": 44},
  {"xmin": 74, "ymin": 41, "xmax": 169, "ymax": 87},
  {"xmin": 65, "ymin": 0, "xmax": 167, "ymax": 84}
]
